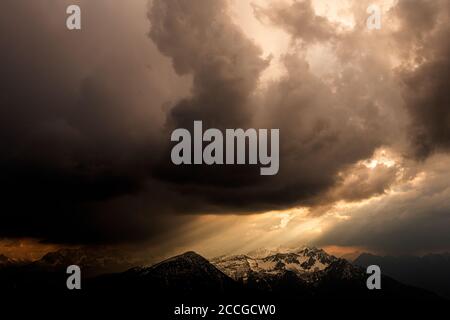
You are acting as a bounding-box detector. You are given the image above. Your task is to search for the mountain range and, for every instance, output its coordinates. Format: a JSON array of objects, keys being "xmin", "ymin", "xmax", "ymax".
[{"xmin": 0, "ymin": 246, "xmax": 445, "ymax": 302}]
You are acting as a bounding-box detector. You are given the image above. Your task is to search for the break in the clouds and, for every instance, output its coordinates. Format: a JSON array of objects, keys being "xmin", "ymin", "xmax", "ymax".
[
  {"xmin": 314, "ymin": 153, "xmax": 450, "ymax": 254},
  {"xmin": 0, "ymin": 0, "xmax": 448, "ymax": 255}
]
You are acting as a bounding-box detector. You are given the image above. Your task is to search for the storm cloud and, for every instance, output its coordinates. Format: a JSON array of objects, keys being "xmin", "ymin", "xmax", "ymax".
[{"xmin": 0, "ymin": 0, "xmax": 448, "ymax": 256}]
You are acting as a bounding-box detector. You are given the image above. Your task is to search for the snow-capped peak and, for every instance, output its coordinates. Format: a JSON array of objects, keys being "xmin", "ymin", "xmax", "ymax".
[
  {"xmin": 211, "ymin": 246, "xmax": 337, "ymax": 282},
  {"xmin": 246, "ymin": 247, "xmax": 296, "ymax": 259}
]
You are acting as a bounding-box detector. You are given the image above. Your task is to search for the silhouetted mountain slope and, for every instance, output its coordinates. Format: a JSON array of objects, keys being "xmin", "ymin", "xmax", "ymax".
[
  {"xmin": 90, "ymin": 251, "xmax": 243, "ymax": 299},
  {"xmin": 354, "ymin": 253, "xmax": 450, "ymax": 298}
]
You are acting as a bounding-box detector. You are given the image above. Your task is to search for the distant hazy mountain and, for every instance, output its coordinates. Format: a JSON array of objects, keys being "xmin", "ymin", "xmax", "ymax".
[
  {"xmin": 0, "ymin": 254, "xmax": 30, "ymax": 268},
  {"xmin": 36, "ymin": 248, "xmax": 137, "ymax": 276},
  {"xmin": 354, "ymin": 252, "xmax": 450, "ymax": 298},
  {"xmin": 0, "ymin": 254, "xmax": 15, "ymax": 267}
]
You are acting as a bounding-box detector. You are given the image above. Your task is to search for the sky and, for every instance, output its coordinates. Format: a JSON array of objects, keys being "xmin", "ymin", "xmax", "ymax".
[{"xmin": 0, "ymin": 0, "xmax": 449, "ymax": 262}]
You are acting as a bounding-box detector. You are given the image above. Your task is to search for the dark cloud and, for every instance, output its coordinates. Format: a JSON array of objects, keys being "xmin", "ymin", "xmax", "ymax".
[
  {"xmin": 402, "ymin": 55, "xmax": 450, "ymax": 158},
  {"xmin": 387, "ymin": 0, "xmax": 450, "ymax": 158},
  {"xmin": 149, "ymin": 0, "xmax": 398, "ymax": 212},
  {"xmin": 148, "ymin": 0, "xmax": 272, "ymax": 197},
  {"xmin": 0, "ymin": 0, "xmax": 190, "ymax": 244},
  {"xmin": 149, "ymin": 0, "xmax": 269, "ymax": 129}
]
